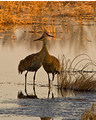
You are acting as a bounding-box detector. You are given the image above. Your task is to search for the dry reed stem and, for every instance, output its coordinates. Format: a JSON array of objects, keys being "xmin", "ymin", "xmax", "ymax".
[{"xmin": 81, "ymin": 104, "xmax": 96, "ymax": 120}]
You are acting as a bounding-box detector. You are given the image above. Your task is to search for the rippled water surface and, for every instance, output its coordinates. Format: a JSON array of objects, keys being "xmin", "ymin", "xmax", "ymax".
[{"xmin": 0, "ymin": 17, "xmax": 96, "ymax": 120}]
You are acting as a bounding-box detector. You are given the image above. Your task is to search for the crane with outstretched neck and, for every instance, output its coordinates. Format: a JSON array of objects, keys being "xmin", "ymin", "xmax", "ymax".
[{"xmin": 34, "ymin": 30, "xmax": 60, "ymax": 86}]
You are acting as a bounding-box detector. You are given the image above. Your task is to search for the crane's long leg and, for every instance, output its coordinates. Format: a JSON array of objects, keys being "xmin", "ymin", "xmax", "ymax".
[
  {"xmin": 33, "ymin": 83, "xmax": 36, "ymax": 96},
  {"xmin": 48, "ymin": 73, "xmax": 50, "ymax": 87},
  {"xmin": 48, "ymin": 84, "xmax": 54, "ymax": 99},
  {"xmin": 48, "ymin": 85, "xmax": 50, "ymax": 98},
  {"xmin": 33, "ymin": 71, "xmax": 36, "ymax": 86},
  {"xmin": 33, "ymin": 71, "xmax": 36, "ymax": 95},
  {"xmin": 25, "ymin": 71, "xmax": 28, "ymax": 95},
  {"xmin": 52, "ymin": 73, "xmax": 54, "ymax": 81}
]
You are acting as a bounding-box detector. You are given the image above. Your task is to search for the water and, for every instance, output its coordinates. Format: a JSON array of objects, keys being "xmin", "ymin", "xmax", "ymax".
[{"xmin": 0, "ymin": 17, "xmax": 96, "ymax": 120}]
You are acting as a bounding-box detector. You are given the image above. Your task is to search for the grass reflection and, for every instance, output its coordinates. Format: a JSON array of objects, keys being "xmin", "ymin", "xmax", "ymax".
[
  {"xmin": 0, "ymin": 20, "xmax": 95, "ymax": 54},
  {"xmin": 0, "ymin": 1, "xmax": 96, "ymax": 52}
]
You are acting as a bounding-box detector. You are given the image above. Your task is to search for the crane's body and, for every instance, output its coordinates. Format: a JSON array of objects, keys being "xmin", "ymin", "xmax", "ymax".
[
  {"xmin": 18, "ymin": 47, "xmax": 43, "ymax": 95},
  {"xmin": 18, "ymin": 52, "xmax": 42, "ymax": 73},
  {"xmin": 34, "ymin": 30, "xmax": 60, "ymax": 86},
  {"xmin": 43, "ymin": 46, "xmax": 60, "ymax": 73}
]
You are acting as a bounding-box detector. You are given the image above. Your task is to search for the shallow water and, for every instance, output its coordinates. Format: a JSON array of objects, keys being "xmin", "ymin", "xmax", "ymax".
[
  {"xmin": 0, "ymin": 17, "xmax": 96, "ymax": 120},
  {"xmin": 0, "ymin": 82, "xmax": 96, "ymax": 120}
]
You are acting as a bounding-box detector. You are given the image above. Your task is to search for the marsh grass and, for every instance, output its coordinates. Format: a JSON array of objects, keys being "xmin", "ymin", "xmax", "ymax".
[
  {"xmin": 57, "ymin": 54, "xmax": 96, "ymax": 91},
  {"xmin": 81, "ymin": 104, "xmax": 96, "ymax": 120}
]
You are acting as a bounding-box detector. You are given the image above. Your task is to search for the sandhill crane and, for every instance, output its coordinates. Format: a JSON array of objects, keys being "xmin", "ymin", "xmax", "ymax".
[
  {"xmin": 18, "ymin": 51, "xmax": 43, "ymax": 95},
  {"xmin": 34, "ymin": 30, "xmax": 60, "ymax": 86}
]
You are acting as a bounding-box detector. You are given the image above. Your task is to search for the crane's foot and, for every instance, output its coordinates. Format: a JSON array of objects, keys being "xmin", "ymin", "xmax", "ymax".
[{"xmin": 25, "ymin": 89, "xmax": 28, "ymax": 96}]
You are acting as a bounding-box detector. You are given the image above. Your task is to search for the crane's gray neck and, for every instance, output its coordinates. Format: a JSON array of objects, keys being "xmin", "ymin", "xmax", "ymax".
[
  {"xmin": 43, "ymin": 39, "xmax": 47, "ymax": 46},
  {"xmin": 42, "ymin": 36, "xmax": 47, "ymax": 47},
  {"xmin": 42, "ymin": 38, "xmax": 49, "ymax": 56}
]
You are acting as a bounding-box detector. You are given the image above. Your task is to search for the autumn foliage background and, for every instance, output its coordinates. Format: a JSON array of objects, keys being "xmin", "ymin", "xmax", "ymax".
[{"xmin": 0, "ymin": 1, "xmax": 96, "ymax": 25}]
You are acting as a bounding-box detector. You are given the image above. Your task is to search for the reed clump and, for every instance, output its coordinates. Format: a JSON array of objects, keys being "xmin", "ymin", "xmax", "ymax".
[
  {"xmin": 57, "ymin": 54, "xmax": 96, "ymax": 91},
  {"xmin": 81, "ymin": 104, "xmax": 96, "ymax": 120}
]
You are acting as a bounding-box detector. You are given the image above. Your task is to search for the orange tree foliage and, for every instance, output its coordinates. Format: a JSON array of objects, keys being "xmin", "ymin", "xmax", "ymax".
[{"xmin": 0, "ymin": 1, "xmax": 95, "ymax": 25}]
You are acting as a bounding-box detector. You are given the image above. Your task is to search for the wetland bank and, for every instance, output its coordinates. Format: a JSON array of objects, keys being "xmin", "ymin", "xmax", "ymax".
[{"xmin": 0, "ymin": 1, "xmax": 96, "ymax": 120}]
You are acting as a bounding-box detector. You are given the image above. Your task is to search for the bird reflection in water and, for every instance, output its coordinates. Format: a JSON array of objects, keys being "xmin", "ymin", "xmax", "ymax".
[
  {"xmin": 18, "ymin": 85, "xmax": 54, "ymax": 120},
  {"xmin": 18, "ymin": 83, "xmax": 54, "ymax": 99},
  {"xmin": 18, "ymin": 85, "xmax": 37, "ymax": 99},
  {"xmin": 40, "ymin": 117, "xmax": 53, "ymax": 120}
]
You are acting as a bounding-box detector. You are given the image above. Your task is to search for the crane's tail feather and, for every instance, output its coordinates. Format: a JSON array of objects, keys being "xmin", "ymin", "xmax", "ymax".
[
  {"xmin": 54, "ymin": 69, "xmax": 60, "ymax": 74},
  {"xmin": 18, "ymin": 68, "xmax": 23, "ymax": 74}
]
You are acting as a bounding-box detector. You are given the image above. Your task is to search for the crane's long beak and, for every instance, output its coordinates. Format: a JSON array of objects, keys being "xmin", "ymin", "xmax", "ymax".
[
  {"xmin": 34, "ymin": 34, "xmax": 54, "ymax": 42},
  {"xmin": 45, "ymin": 33, "xmax": 54, "ymax": 37},
  {"xmin": 33, "ymin": 36, "xmax": 44, "ymax": 41}
]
